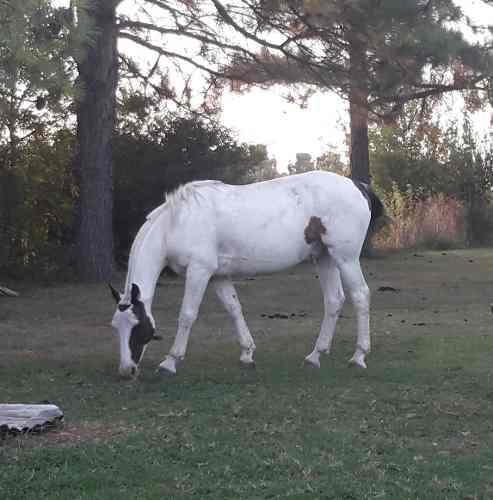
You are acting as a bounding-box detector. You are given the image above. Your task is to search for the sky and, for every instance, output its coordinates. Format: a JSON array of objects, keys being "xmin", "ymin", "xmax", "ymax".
[{"xmin": 221, "ymin": 88, "xmax": 348, "ymax": 170}]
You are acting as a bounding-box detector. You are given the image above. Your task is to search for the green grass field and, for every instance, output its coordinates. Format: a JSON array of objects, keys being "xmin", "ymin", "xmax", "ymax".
[{"xmin": 1, "ymin": 249, "xmax": 493, "ymax": 499}]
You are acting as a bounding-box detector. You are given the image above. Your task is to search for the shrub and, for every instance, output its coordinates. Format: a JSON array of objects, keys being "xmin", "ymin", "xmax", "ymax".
[{"xmin": 0, "ymin": 130, "xmax": 76, "ymax": 279}]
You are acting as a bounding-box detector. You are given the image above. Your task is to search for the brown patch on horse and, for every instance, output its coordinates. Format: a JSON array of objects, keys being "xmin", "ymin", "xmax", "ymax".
[{"xmin": 304, "ymin": 216, "xmax": 327, "ymax": 244}]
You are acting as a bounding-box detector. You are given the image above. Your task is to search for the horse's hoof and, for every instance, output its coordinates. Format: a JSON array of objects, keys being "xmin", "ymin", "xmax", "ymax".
[
  {"xmin": 348, "ymin": 356, "xmax": 367, "ymax": 369},
  {"xmin": 156, "ymin": 366, "xmax": 176, "ymax": 377},
  {"xmin": 303, "ymin": 354, "xmax": 321, "ymax": 369},
  {"xmin": 239, "ymin": 360, "xmax": 256, "ymax": 370}
]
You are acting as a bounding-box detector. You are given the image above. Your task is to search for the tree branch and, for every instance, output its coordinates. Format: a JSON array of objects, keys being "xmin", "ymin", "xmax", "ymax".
[
  {"xmin": 118, "ymin": 53, "xmax": 215, "ymax": 119},
  {"xmin": 118, "ymin": 19, "xmax": 264, "ymax": 62},
  {"xmin": 119, "ymin": 31, "xmax": 228, "ymax": 78}
]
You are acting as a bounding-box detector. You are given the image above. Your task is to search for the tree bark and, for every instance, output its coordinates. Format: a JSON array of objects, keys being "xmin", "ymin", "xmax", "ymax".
[
  {"xmin": 75, "ymin": 1, "xmax": 118, "ymax": 281},
  {"xmin": 348, "ymin": 29, "xmax": 374, "ymax": 255},
  {"xmin": 348, "ymin": 30, "xmax": 370, "ymax": 184},
  {"xmin": 349, "ymin": 90, "xmax": 370, "ymax": 183}
]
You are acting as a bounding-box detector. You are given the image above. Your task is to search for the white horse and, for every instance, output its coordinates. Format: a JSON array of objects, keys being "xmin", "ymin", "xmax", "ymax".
[{"xmin": 110, "ymin": 171, "xmax": 383, "ymax": 379}]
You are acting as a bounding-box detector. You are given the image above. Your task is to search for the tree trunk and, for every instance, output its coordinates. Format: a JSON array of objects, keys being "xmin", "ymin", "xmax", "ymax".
[
  {"xmin": 349, "ymin": 90, "xmax": 370, "ymax": 183},
  {"xmin": 348, "ymin": 29, "xmax": 374, "ymax": 255},
  {"xmin": 348, "ymin": 30, "xmax": 370, "ymax": 184},
  {"xmin": 75, "ymin": 1, "xmax": 118, "ymax": 281}
]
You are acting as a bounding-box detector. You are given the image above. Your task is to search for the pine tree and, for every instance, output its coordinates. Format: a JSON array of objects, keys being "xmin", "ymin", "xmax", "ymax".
[
  {"xmin": 209, "ymin": 0, "xmax": 493, "ymax": 182},
  {"xmin": 0, "ymin": 0, "xmax": 79, "ymax": 266},
  {"xmin": 72, "ymin": 0, "xmax": 120, "ymax": 281}
]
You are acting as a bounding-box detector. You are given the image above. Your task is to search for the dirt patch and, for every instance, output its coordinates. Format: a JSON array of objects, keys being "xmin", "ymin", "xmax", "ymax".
[
  {"xmin": 2, "ymin": 421, "xmax": 136, "ymax": 449},
  {"xmin": 43, "ymin": 421, "xmax": 135, "ymax": 447}
]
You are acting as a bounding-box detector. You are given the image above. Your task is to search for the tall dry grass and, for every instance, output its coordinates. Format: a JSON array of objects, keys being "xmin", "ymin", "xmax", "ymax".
[{"xmin": 374, "ymin": 190, "xmax": 466, "ymax": 250}]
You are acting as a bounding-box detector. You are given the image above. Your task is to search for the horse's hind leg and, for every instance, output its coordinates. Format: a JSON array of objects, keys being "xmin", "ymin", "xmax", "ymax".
[
  {"xmin": 315, "ymin": 212, "xmax": 371, "ymax": 368},
  {"xmin": 305, "ymin": 254, "xmax": 345, "ymax": 368},
  {"xmin": 214, "ymin": 278, "xmax": 256, "ymax": 367},
  {"xmin": 158, "ymin": 263, "xmax": 213, "ymax": 375},
  {"xmin": 337, "ymin": 258, "xmax": 371, "ymax": 368}
]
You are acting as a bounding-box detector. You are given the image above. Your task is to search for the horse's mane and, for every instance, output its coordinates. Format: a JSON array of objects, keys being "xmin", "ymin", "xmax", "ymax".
[
  {"xmin": 164, "ymin": 180, "xmax": 224, "ymax": 214},
  {"xmin": 146, "ymin": 180, "xmax": 224, "ymax": 222}
]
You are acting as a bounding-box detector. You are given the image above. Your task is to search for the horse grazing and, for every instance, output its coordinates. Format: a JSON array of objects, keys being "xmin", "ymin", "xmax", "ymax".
[{"xmin": 110, "ymin": 171, "xmax": 383, "ymax": 379}]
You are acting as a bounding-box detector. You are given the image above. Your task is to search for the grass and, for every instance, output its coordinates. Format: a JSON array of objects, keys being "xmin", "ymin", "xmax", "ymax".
[{"xmin": 1, "ymin": 249, "xmax": 493, "ymax": 499}]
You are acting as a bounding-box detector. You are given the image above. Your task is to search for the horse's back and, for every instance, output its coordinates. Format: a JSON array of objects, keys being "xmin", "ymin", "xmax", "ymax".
[
  {"xmin": 217, "ymin": 171, "xmax": 369, "ymax": 224},
  {"xmin": 165, "ymin": 171, "xmax": 370, "ymax": 276}
]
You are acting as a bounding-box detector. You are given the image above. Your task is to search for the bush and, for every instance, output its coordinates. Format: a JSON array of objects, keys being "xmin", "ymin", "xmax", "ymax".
[
  {"xmin": 0, "ymin": 130, "xmax": 76, "ymax": 279},
  {"xmin": 113, "ymin": 116, "xmax": 269, "ymax": 262},
  {"xmin": 464, "ymin": 196, "xmax": 493, "ymax": 246}
]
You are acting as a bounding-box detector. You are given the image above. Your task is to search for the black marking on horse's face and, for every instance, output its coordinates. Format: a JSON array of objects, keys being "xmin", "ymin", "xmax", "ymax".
[{"xmin": 128, "ymin": 299, "xmax": 155, "ymax": 364}]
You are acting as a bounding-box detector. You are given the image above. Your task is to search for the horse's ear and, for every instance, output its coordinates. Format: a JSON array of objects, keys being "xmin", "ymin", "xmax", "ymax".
[
  {"xmin": 108, "ymin": 283, "xmax": 121, "ymax": 304},
  {"xmin": 131, "ymin": 283, "xmax": 141, "ymax": 305}
]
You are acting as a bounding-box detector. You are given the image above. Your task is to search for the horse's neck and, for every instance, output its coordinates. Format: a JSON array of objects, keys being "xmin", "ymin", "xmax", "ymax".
[{"xmin": 124, "ymin": 213, "xmax": 168, "ymax": 306}]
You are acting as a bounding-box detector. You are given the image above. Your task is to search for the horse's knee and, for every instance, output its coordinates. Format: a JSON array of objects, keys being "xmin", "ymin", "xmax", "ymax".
[
  {"xmin": 325, "ymin": 292, "xmax": 345, "ymax": 315},
  {"xmin": 225, "ymin": 300, "xmax": 243, "ymax": 318},
  {"xmin": 349, "ymin": 284, "xmax": 369, "ymax": 311},
  {"xmin": 178, "ymin": 308, "xmax": 198, "ymax": 329}
]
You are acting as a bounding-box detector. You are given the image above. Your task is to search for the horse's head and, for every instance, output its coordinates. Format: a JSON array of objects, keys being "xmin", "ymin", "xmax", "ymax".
[{"xmin": 109, "ymin": 283, "xmax": 162, "ymax": 379}]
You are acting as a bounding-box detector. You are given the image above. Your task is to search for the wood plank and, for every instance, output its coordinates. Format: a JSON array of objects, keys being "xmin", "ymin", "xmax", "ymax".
[
  {"xmin": 0, "ymin": 404, "xmax": 63, "ymax": 433},
  {"xmin": 0, "ymin": 286, "xmax": 18, "ymax": 297}
]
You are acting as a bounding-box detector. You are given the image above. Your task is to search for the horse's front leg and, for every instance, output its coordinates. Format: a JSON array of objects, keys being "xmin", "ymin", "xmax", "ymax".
[
  {"xmin": 305, "ymin": 254, "xmax": 345, "ymax": 368},
  {"xmin": 213, "ymin": 278, "xmax": 256, "ymax": 368},
  {"xmin": 158, "ymin": 263, "xmax": 213, "ymax": 375}
]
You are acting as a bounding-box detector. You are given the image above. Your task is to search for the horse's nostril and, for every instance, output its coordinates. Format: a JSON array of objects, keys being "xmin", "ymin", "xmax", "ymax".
[{"xmin": 130, "ymin": 367, "xmax": 136, "ymax": 376}]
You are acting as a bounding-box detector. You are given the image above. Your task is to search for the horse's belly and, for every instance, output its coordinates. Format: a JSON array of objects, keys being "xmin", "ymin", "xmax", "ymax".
[
  {"xmin": 213, "ymin": 199, "xmax": 316, "ymax": 276},
  {"xmin": 215, "ymin": 236, "xmax": 312, "ymax": 276}
]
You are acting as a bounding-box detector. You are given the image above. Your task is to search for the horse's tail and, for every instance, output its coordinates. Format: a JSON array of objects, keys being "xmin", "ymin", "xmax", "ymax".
[
  {"xmin": 367, "ymin": 187, "xmax": 385, "ymax": 229},
  {"xmin": 351, "ymin": 180, "xmax": 385, "ymax": 229}
]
